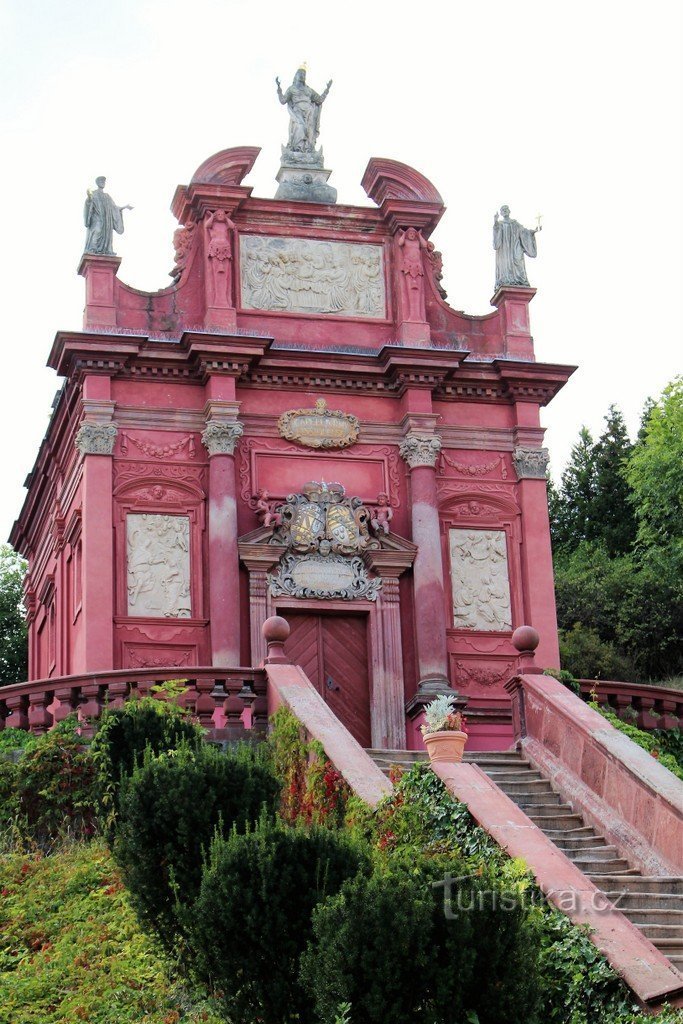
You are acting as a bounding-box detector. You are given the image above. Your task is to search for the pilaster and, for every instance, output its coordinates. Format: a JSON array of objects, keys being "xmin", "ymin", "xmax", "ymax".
[
  {"xmin": 202, "ymin": 385, "xmax": 244, "ymax": 667},
  {"xmin": 75, "ymin": 377, "xmax": 116, "ymax": 672},
  {"xmin": 399, "ymin": 431, "xmax": 452, "ymax": 694}
]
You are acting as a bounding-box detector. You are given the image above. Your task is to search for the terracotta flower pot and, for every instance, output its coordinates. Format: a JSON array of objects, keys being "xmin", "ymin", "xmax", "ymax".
[{"xmin": 423, "ymin": 729, "xmax": 468, "ymax": 764}]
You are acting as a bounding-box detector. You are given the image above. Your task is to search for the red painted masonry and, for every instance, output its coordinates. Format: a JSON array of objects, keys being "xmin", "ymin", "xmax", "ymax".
[{"xmin": 10, "ymin": 146, "xmax": 575, "ymax": 749}]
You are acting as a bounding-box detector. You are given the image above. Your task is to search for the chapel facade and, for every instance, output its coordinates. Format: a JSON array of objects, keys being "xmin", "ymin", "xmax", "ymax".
[{"xmin": 10, "ymin": 82, "xmax": 574, "ymax": 750}]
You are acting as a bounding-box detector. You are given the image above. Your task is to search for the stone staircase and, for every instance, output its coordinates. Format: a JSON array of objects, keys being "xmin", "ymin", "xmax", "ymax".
[{"xmin": 367, "ymin": 748, "xmax": 683, "ymax": 972}]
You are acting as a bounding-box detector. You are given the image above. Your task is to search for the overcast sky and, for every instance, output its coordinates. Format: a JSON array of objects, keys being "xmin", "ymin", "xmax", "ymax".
[{"xmin": 0, "ymin": 0, "xmax": 681, "ymax": 543}]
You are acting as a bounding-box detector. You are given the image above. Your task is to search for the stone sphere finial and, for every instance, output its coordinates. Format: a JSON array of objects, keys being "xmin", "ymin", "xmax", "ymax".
[
  {"xmin": 262, "ymin": 615, "xmax": 291, "ymax": 664},
  {"xmin": 512, "ymin": 625, "xmax": 540, "ymax": 653},
  {"xmin": 262, "ymin": 615, "xmax": 290, "ymax": 643}
]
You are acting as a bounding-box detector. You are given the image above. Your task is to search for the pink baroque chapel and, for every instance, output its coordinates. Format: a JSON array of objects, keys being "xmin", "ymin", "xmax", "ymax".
[{"xmin": 10, "ymin": 73, "xmax": 574, "ymax": 751}]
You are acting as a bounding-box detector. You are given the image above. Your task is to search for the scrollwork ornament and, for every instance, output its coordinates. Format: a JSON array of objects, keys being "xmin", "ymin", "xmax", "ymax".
[
  {"xmin": 75, "ymin": 422, "xmax": 118, "ymax": 456},
  {"xmin": 399, "ymin": 433, "xmax": 442, "ymax": 469},
  {"xmin": 202, "ymin": 421, "xmax": 244, "ymax": 456},
  {"xmin": 513, "ymin": 446, "xmax": 550, "ymax": 479},
  {"xmin": 268, "ymin": 553, "xmax": 382, "ymax": 602}
]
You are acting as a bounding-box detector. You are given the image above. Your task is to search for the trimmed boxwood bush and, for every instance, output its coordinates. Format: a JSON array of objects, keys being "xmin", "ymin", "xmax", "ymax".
[
  {"xmin": 91, "ymin": 694, "xmax": 203, "ymax": 802},
  {"xmin": 302, "ymin": 855, "xmax": 542, "ymax": 1024},
  {"xmin": 189, "ymin": 820, "xmax": 370, "ymax": 1024},
  {"xmin": 113, "ymin": 742, "xmax": 280, "ymax": 945}
]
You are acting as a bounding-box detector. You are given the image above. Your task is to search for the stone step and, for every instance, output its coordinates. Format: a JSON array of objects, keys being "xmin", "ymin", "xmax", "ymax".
[
  {"xmin": 552, "ymin": 836, "xmax": 610, "ymax": 852},
  {"xmin": 464, "ymin": 751, "xmax": 521, "ymax": 762},
  {"xmin": 563, "ymin": 845, "xmax": 622, "ymax": 862},
  {"xmin": 635, "ymin": 923, "xmax": 683, "ymax": 941},
  {"xmin": 591, "ymin": 876, "xmax": 683, "ymax": 895},
  {"xmin": 490, "ymin": 778, "xmax": 554, "ymax": 793},
  {"xmin": 481, "ymin": 769, "xmax": 545, "ymax": 783},
  {"xmin": 602, "ymin": 892, "xmax": 683, "ymax": 912},
  {"xmin": 622, "ymin": 908, "xmax": 683, "ymax": 927},
  {"xmin": 570, "ymin": 856, "xmax": 632, "ymax": 874},
  {"xmin": 528, "ymin": 813, "xmax": 586, "ymax": 830},
  {"xmin": 366, "ymin": 749, "xmax": 427, "ymax": 761},
  {"xmin": 509, "ymin": 791, "xmax": 564, "ymax": 807}
]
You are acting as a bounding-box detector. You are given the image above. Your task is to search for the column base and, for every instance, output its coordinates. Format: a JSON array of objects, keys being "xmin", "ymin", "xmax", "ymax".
[{"xmin": 406, "ymin": 688, "xmax": 468, "ymax": 718}]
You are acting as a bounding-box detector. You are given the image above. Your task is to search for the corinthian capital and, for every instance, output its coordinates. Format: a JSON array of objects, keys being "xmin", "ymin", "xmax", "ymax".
[
  {"xmin": 399, "ymin": 433, "xmax": 442, "ymax": 469},
  {"xmin": 513, "ymin": 446, "xmax": 550, "ymax": 479},
  {"xmin": 75, "ymin": 422, "xmax": 117, "ymax": 455},
  {"xmin": 202, "ymin": 420, "xmax": 244, "ymax": 456}
]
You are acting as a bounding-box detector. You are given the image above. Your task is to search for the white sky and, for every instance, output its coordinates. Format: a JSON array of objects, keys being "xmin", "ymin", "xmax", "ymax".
[{"xmin": 0, "ymin": 0, "xmax": 681, "ymax": 542}]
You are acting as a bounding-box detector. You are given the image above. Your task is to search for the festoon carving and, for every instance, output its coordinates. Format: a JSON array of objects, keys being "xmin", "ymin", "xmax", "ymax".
[
  {"xmin": 75, "ymin": 422, "xmax": 118, "ymax": 455},
  {"xmin": 201, "ymin": 421, "xmax": 244, "ymax": 456},
  {"xmin": 513, "ymin": 446, "xmax": 550, "ymax": 479},
  {"xmin": 399, "ymin": 433, "xmax": 442, "ymax": 468}
]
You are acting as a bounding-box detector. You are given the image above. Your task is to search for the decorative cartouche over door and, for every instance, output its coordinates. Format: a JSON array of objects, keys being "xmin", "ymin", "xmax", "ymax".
[{"xmin": 266, "ymin": 481, "xmax": 382, "ymax": 601}]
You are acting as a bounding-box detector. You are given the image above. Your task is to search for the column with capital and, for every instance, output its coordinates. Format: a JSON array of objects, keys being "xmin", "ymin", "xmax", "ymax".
[
  {"xmin": 399, "ymin": 433, "xmax": 452, "ymax": 694},
  {"xmin": 512, "ymin": 443, "xmax": 560, "ymax": 668},
  {"xmin": 74, "ymin": 376, "xmax": 117, "ymax": 672},
  {"xmin": 202, "ymin": 407, "xmax": 244, "ymax": 667}
]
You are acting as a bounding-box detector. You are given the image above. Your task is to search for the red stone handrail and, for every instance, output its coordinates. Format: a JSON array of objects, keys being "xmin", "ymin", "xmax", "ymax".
[
  {"xmin": 578, "ymin": 679, "xmax": 683, "ymax": 730},
  {"xmin": 0, "ymin": 667, "xmax": 268, "ymax": 739}
]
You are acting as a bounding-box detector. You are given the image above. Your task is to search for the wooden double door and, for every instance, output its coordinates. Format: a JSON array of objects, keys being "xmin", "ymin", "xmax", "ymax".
[{"xmin": 283, "ymin": 611, "xmax": 371, "ymax": 747}]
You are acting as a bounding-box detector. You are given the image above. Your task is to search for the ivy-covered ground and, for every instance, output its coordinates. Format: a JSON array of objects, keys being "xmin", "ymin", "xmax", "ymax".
[{"xmin": 0, "ymin": 840, "xmax": 223, "ymax": 1024}]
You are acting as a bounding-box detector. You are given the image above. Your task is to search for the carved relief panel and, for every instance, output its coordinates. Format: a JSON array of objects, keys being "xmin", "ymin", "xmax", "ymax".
[
  {"xmin": 126, "ymin": 514, "xmax": 191, "ymax": 618},
  {"xmin": 449, "ymin": 528, "xmax": 512, "ymax": 632},
  {"xmin": 240, "ymin": 235, "xmax": 386, "ymax": 318}
]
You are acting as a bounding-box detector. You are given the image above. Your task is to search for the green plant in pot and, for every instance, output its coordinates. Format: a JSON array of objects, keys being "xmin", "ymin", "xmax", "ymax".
[{"xmin": 421, "ymin": 694, "xmax": 467, "ymax": 763}]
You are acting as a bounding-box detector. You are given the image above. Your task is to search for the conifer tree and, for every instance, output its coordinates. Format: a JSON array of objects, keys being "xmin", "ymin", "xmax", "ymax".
[
  {"xmin": 550, "ymin": 427, "xmax": 596, "ymax": 555},
  {"xmin": 591, "ymin": 405, "xmax": 636, "ymax": 555}
]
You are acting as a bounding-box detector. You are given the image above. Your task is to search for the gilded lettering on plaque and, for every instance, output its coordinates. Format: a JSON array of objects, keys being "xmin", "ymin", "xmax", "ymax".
[{"xmin": 278, "ymin": 399, "xmax": 360, "ymax": 450}]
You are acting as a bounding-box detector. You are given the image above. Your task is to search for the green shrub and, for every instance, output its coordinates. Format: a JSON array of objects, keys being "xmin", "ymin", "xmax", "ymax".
[
  {"xmin": 0, "ymin": 728, "xmax": 38, "ymax": 755},
  {"xmin": 302, "ymin": 857, "xmax": 541, "ymax": 1024},
  {"xmin": 8, "ymin": 717, "xmax": 100, "ymax": 845},
  {"xmin": 559, "ymin": 623, "xmax": 638, "ymax": 681},
  {"xmin": 91, "ymin": 694, "xmax": 202, "ymax": 809},
  {"xmin": 189, "ymin": 820, "xmax": 370, "ymax": 1024},
  {"xmin": 113, "ymin": 742, "xmax": 280, "ymax": 945}
]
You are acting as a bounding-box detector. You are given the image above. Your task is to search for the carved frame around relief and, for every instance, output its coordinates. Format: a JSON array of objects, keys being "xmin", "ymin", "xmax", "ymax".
[
  {"xmin": 113, "ymin": 466, "xmax": 206, "ymax": 622},
  {"xmin": 439, "ymin": 488, "xmax": 523, "ymax": 636},
  {"xmin": 268, "ymin": 553, "xmax": 382, "ymax": 602}
]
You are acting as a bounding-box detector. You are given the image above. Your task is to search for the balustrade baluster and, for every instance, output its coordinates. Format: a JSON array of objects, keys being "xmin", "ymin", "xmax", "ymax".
[
  {"xmin": 195, "ymin": 677, "xmax": 217, "ymax": 729},
  {"xmin": 658, "ymin": 698, "xmax": 679, "ymax": 731},
  {"xmin": 78, "ymin": 681, "xmax": 103, "ymax": 737},
  {"xmin": 28, "ymin": 689, "xmax": 54, "ymax": 734},
  {"xmin": 223, "ymin": 679, "xmax": 247, "ymax": 738},
  {"xmin": 634, "ymin": 696, "xmax": 659, "ymax": 730},
  {"xmin": 106, "ymin": 678, "xmax": 130, "ymax": 711},
  {"xmin": 5, "ymin": 693, "xmax": 29, "ymax": 731},
  {"xmin": 0, "ymin": 698, "xmax": 7, "ymax": 730},
  {"xmin": 53, "ymin": 685, "xmax": 79, "ymax": 723}
]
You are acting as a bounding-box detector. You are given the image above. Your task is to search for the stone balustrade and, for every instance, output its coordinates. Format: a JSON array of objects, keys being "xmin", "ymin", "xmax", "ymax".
[
  {"xmin": 0, "ymin": 667, "xmax": 268, "ymax": 739},
  {"xmin": 578, "ymin": 679, "xmax": 683, "ymax": 731}
]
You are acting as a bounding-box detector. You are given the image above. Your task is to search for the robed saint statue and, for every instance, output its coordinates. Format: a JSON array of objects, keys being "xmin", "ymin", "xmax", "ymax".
[
  {"xmin": 493, "ymin": 205, "xmax": 540, "ymax": 289},
  {"xmin": 83, "ymin": 177, "xmax": 133, "ymax": 256}
]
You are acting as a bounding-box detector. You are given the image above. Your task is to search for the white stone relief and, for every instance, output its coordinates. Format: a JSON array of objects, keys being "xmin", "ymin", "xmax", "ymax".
[
  {"xmin": 240, "ymin": 235, "xmax": 385, "ymax": 318},
  {"xmin": 126, "ymin": 514, "xmax": 191, "ymax": 618},
  {"xmin": 449, "ymin": 528, "xmax": 512, "ymax": 632}
]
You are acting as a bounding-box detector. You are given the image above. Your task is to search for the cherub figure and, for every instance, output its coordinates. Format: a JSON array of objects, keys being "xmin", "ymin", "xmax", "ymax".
[
  {"xmin": 370, "ymin": 492, "xmax": 393, "ymax": 536},
  {"xmin": 254, "ymin": 489, "xmax": 281, "ymax": 528}
]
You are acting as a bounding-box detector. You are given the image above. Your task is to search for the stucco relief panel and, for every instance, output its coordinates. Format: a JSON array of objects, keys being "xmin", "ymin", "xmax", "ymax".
[
  {"xmin": 449, "ymin": 528, "xmax": 512, "ymax": 632},
  {"xmin": 126, "ymin": 514, "xmax": 191, "ymax": 619},
  {"xmin": 240, "ymin": 235, "xmax": 386, "ymax": 318}
]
